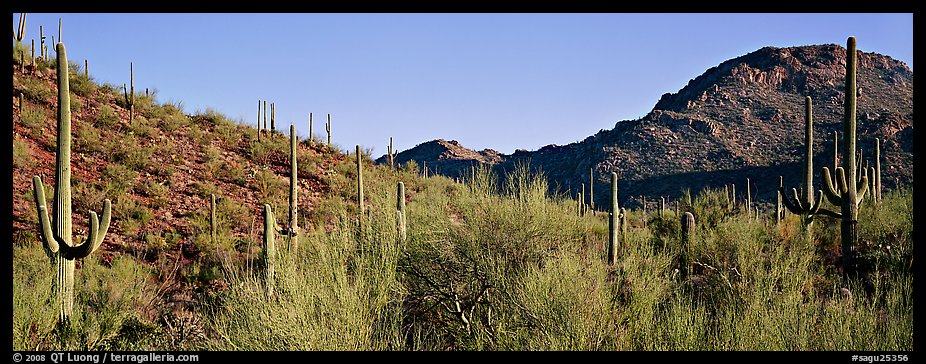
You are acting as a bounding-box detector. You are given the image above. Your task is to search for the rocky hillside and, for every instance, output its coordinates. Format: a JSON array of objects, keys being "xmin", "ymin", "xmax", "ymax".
[{"xmin": 382, "ymin": 43, "xmax": 914, "ymax": 209}]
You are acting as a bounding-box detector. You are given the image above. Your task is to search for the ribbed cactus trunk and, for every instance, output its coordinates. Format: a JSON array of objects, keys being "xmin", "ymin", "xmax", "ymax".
[
  {"xmin": 356, "ymin": 145, "xmax": 364, "ymax": 234},
  {"xmin": 680, "ymin": 212, "xmax": 695, "ymax": 277},
  {"xmin": 397, "ymin": 182, "xmax": 407, "ymax": 242},
  {"xmin": 822, "ymin": 37, "xmax": 869, "ymax": 277},
  {"xmin": 289, "ymin": 125, "xmax": 299, "ymax": 254},
  {"xmin": 33, "ymin": 42, "xmax": 112, "ymax": 325},
  {"xmin": 263, "ymin": 204, "xmax": 276, "ymax": 298},
  {"xmin": 608, "ymin": 172, "xmax": 619, "ymax": 265}
]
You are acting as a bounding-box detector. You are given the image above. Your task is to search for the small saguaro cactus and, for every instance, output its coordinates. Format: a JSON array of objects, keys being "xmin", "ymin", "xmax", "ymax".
[
  {"xmin": 19, "ymin": 92, "xmax": 24, "ymax": 113},
  {"xmin": 257, "ymin": 100, "xmax": 262, "ymax": 142},
  {"xmin": 271, "ymin": 102, "xmax": 276, "ymax": 132},
  {"xmin": 326, "ymin": 113, "xmax": 331, "ymax": 147},
  {"xmin": 288, "ymin": 124, "xmax": 300, "ymax": 254},
  {"xmin": 660, "ymin": 196, "xmax": 665, "ymax": 217},
  {"xmin": 619, "ymin": 207, "xmax": 627, "ymax": 235},
  {"xmin": 608, "ymin": 172, "xmax": 619, "ymax": 265},
  {"xmin": 580, "ymin": 183, "xmax": 586, "ymax": 216},
  {"xmin": 731, "ymin": 183, "xmax": 736, "ymax": 211},
  {"xmin": 388, "ymin": 137, "xmax": 396, "ymax": 170},
  {"xmin": 263, "ymin": 101, "xmax": 268, "ymax": 135},
  {"xmin": 875, "ymin": 138, "xmax": 882, "ymax": 203},
  {"xmin": 33, "ymin": 42, "xmax": 114, "ymax": 325},
  {"xmin": 397, "ymin": 181, "xmax": 407, "ymax": 242},
  {"xmin": 641, "ymin": 195, "xmax": 647, "ymax": 228},
  {"xmin": 780, "ymin": 96, "xmax": 839, "ymax": 230},
  {"xmin": 308, "ymin": 112, "xmax": 313, "ymax": 145},
  {"xmin": 84, "ymin": 59, "xmax": 88, "ymax": 78},
  {"xmin": 210, "ymin": 194, "xmax": 217, "ymax": 247},
  {"xmin": 589, "ymin": 167, "xmax": 595, "ymax": 212},
  {"xmin": 776, "ymin": 176, "xmax": 784, "ymax": 225},
  {"xmin": 821, "ymin": 36, "xmax": 870, "ymax": 275},
  {"xmin": 263, "ymin": 204, "xmax": 277, "ymax": 298},
  {"xmin": 679, "ymin": 211, "xmax": 695, "ymax": 277},
  {"xmin": 123, "ymin": 62, "xmax": 135, "ymax": 124},
  {"xmin": 356, "ymin": 145, "xmax": 365, "ymax": 233},
  {"xmin": 746, "ymin": 178, "xmax": 752, "ymax": 212}
]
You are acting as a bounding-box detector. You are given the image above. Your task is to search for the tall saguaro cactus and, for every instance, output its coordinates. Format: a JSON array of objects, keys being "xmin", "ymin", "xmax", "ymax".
[
  {"xmin": 257, "ymin": 100, "xmax": 262, "ymax": 142},
  {"xmin": 33, "ymin": 42, "xmax": 113, "ymax": 325},
  {"xmin": 397, "ymin": 182, "xmax": 407, "ymax": 242},
  {"xmin": 123, "ymin": 62, "xmax": 135, "ymax": 125},
  {"xmin": 608, "ymin": 172, "xmax": 619, "ymax": 265},
  {"xmin": 780, "ymin": 96, "xmax": 838, "ymax": 229},
  {"xmin": 271, "ymin": 103, "xmax": 276, "ymax": 133},
  {"xmin": 309, "ymin": 113, "xmax": 313, "ymax": 146},
  {"xmin": 821, "ymin": 36, "xmax": 869, "ymax": 275},
  {"xmin": 263, "ymin": 204, "xmax": 277, "ymax": 298},
  {"xmin": 288, "ymin": 124, "xmax": 300, "ymax": 254},
  {"xmin": 263, "ymin": 101, "xmax": 268, "ymax": 135}
]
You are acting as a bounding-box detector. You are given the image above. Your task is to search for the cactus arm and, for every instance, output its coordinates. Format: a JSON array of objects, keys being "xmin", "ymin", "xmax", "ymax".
[
  {"xmin": 34, "ymin": 176, "xmax": 59, "ymax": 254},
  {"xmin": 779, "ymin": 186, "xmax": 805, "ymax": 215},
  {"xmin": 814, "ymin": 207, "xmax": 843, "ymax": 219},
  {"xmin": 821, "ymin": 167, "xmax": 844, "ymax": 205},
  {"xmin": 807, "ymin": 191, "xmax": 825, "ymax": 215},
  {"xmin": 856, "ymin": 175, "xmax": 869, "ymax": 205}
]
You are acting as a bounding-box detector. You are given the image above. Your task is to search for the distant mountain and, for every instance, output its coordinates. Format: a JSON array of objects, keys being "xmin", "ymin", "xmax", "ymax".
[{"xmin": 378, "ymin": 43, "xmax": 913, "ymax": 209}]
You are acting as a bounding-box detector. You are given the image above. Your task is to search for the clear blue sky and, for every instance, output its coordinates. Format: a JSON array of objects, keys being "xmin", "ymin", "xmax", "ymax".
[{"xmin": 15, "ymin": 13, "xmax": 913, "ymax": 156}]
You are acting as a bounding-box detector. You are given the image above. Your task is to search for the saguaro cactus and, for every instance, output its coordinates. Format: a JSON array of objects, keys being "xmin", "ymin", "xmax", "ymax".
[
  {"xmin": 746, "ymin": 178, "xmax": 752, "ymax": 212},
  {"xmin": 326, "ymin": 113, "xmax": 331, "ymax": 147},
  {"xmin": 608, "ymin": 172, "xmax": 619, "ymax": 265},
  {"xmin": 821, "ymin": 36, "xmax": 870, "ymax": 275},
  {"xmin": 210, "ymin": 194, "xmax": 217, "ymax": 247},
  {"xmin": 680, "ymin": 212, "xmax": 695, "ymax": 276},
  {"xmin": 33, "ymin": 42, "xmax": 113, "ymax": 324},
  {"xmin": 123, "ymin": 62, "xmax": 135, "ymax": 124},
  {"xmin": 356, "ymin": 145, "xmax": 365, "ymax": 233},
  {"xmin": 263, "ymin": 204, "xmax": 277, "ymax": 298},
  {"xmin": 39, "ymin": 26, "xmax": 45, "ymax": 59},
  {"xmin": 271, "ymin": 102, "xmax": 276, "ymax": 132},
  {"xmin": 875, "ymin": 138, "xmax": 882, "ymax": 203},
  {"xmin": 309, "ymin": 112, "xmax": 313, "ymax": 145},
  {"xmin": 619, "ymin": 207, "xmax": 627, "ymax": 235},
  {"xmin": 13, "ymin": 13, "xmax": 26, "ymax": 46},
  {"xmin": 589, "ymin": 168, "xmax": 595, "ymax": 212},
  {"xmin": 780, "ymin": 96, "xmax": 838, "ymax": 230},
  {"xmin": 397, "ymin": 182, "xmax": 407, "ymax": 242},
  {"xmin": 580, "ymin": 183, "xmax": 586, "ymax": 216},
  {"xmin": 388, "ymin": 137, "xmax": 396, "ymax": 170},
  {"xmin": 263, "ymin": 101, "xmax": 268, "ymax": 135},
  {"xmin": 257, "ymin": 100, "xmax": 262, "ymax": 142},
  {"xmin": 288, "ymin": 124, "xmax": 300, "ymax": 254},
  {"xmin": 776, "ymin": 176, "xmax": 784, "ymax": 224}
]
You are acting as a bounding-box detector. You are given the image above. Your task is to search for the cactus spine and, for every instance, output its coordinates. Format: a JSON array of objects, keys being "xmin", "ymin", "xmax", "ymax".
[
  {"xmin": 123, "ymin": 62, "xmax": 134, "ymax": 125},
  {"xmin": 288, "ymin": 124, "xmax": 299, "ymax": 254},
  {"xmin": 356, "ymin": 145, "xmax": 365, "ymax": 233},
  {"xmin": 397, "ymin": 181, "xmax": 407, "ymax": 242},
  {"xmin": 608, "ymin": 172, "xmax": 619, "ymax": 265},
  {"xmin": 33, "ymin": 42, "xmax": 113, "ymax": 325},
  {"xmin": 263, "ymin": 204, "xmax": 276, "ymax": 298},
  {"xmin": 821, "ymin": 37, "xmax": 869, "ymax": 275}
]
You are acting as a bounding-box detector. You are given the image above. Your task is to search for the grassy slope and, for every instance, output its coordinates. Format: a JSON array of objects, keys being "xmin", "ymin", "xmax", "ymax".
[{"xmin": 11, "ymin": 43, "xmax": 913, "ymax": 351}]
